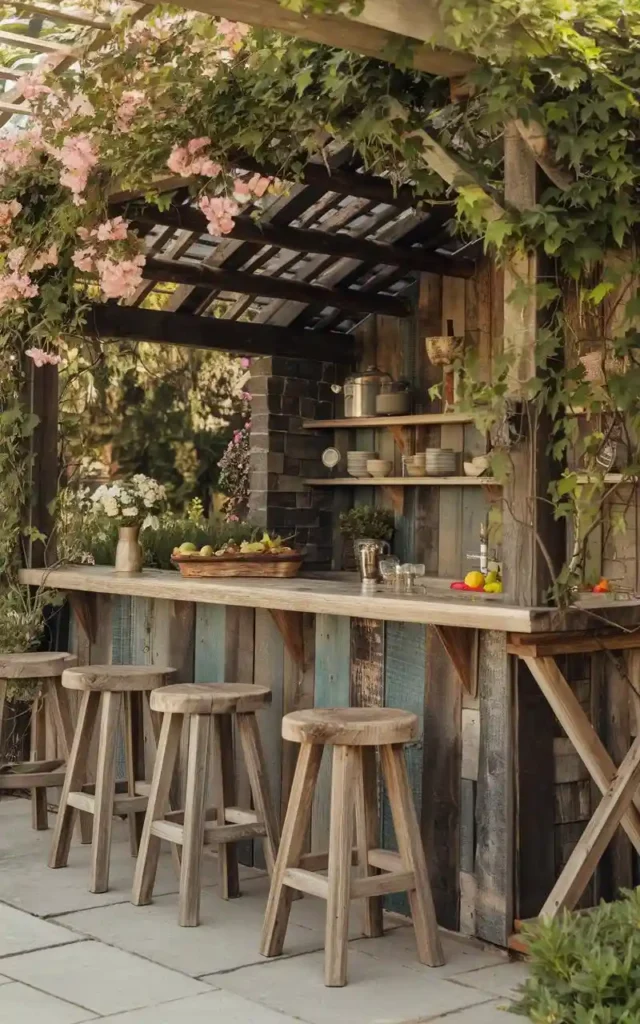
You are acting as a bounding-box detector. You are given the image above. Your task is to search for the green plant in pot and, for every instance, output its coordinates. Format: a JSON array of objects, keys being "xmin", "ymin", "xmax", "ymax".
[{"xmin": 339, "ymin": 506, "xmax": 395, "ymax": 581}]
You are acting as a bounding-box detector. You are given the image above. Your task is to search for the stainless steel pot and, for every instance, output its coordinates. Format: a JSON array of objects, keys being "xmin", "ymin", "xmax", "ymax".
[
  {"xmin": 342, "ymin": 366, "xmax": 392, "ymax": 418},
  {"xmin": 354, "ymin": 537, "xmax": 391, "ymax": 581}
]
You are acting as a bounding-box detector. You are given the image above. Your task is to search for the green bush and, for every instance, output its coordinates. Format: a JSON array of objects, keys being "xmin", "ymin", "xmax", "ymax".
[{"xmin": 511, "ymin": 890, "xmax": 640, "ymax": 1022}]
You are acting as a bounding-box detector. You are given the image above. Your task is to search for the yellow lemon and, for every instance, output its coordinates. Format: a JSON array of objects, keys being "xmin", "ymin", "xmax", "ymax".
[
  {"xmin": 485, "ymin": 570, "xmax": 499, "ymax": 585},
  {"xmin": 464, "ymin": 571, "xmax": 485, "ymax": 589}
]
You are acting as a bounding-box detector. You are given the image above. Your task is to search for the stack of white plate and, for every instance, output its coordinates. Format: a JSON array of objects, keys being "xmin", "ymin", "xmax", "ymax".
[
  {"xmin": 425, "ymin": 448, "xmax": 457, "ymax": 476},
  {"xmin": 347, "ymin": 450, "xmax": 377, "ymax": 478}
]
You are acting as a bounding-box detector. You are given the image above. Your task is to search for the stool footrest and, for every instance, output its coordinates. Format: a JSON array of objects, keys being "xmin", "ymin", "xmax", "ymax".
[
  {"xmin": 368, "ymin": 848, "xmax": 403, "ymax": 872},
  {"xmin": 351, "ymin": 871, "xmax": 415, "ymax": 899},
  {"xmin": 299, "ymin": 848, "xmax": 358, "ymax": 872},
  {"xmin": 0, "ymin": 770, "xmax": 66, "ymax": 789},
  {"xmin": 204, "ymin": 821, "xmax": 266, "ymax": 843},
  {"xmin": 284, "ymin": 868, "xmax": 330, "ymax": 900},
  {"xmin": 151, "ymin": 819, "xmax": 184, "ymax": 845},
  {"xmin": 67, "ymin": 791, "xmax": 148, "ymax": 816}
]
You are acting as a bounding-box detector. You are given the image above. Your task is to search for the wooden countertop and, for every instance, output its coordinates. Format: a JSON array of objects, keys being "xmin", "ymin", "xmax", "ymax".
[{"xmin": 19, "ymin": 566, "xmax": 640, "ymax": 633}]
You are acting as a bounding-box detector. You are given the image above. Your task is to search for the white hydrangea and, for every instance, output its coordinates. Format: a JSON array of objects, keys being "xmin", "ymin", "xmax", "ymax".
[{"xmin": 89, "ymin": 474, "xmax": 165, "ymax": 525}]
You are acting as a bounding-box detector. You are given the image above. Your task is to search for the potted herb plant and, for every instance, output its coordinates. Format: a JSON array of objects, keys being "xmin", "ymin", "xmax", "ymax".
[
  {"xmin": 339, "ymin": 506, "xmax": 395, "ymax": 577},
  {"xmin": 90, "ymin": 475, "xmax": 166, "ymax": 574}
]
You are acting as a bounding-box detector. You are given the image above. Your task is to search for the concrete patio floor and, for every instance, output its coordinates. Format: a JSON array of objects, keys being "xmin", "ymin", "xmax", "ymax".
[{"xmin": 0, "ymin": 798, "xmax": 527, "ymax": 1023}]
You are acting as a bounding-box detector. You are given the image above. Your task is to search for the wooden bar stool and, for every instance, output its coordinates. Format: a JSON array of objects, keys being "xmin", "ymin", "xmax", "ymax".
[
  {"xmin": 0, "ymin": 652, "xmax": 81, "ymax": 833},
  {"xmin": 260, "ymin": 707, "xmax": 444, "ymax": 987},
  {"xmin": 49, "ymin": 664, "xmax": 175, "ymax": 893},
  {"xmin": 132, "ymin": 683, "xmax": 279, "ymax": 927}
]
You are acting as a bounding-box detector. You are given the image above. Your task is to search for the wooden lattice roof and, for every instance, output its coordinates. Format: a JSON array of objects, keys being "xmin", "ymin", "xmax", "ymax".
[{"xmin": 0, "ymin": 3, "xmax": 480, "ymax": 361}]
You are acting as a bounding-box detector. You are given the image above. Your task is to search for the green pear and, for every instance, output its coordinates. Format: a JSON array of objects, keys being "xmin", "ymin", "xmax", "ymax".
[
  {"xmin": 200, "ymin": 545, "xmax": 214, "ymax": 557},
  {"xmin": 178, "ymin": 542, "xmax": 197, "ymax": 554}
]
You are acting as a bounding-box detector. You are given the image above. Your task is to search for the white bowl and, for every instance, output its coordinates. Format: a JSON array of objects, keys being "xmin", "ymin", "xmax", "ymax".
[{"xmin": 366, "ymin": 459, "xmax": 393, "ymax": 478}]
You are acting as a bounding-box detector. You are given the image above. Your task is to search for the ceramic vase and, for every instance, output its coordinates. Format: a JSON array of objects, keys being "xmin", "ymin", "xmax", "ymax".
[{"xmin": 114, "ymin": 524, "xmax": 143, "ymax": 574}]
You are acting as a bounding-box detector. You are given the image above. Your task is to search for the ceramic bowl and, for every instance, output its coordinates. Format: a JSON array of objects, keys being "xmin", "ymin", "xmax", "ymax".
[
  {"xmin": 405, "ymin": 463, "xmax": 426, "ymax": 477},
  {"xmin": 366, "ymin": 459, "xmax": 393, "ymax": 478},
  {"xmin": 463, "ymin": 455, "xmax": 490, "ymax": 477}
]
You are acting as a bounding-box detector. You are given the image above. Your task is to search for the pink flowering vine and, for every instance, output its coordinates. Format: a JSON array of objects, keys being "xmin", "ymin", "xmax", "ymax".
[
  {"xmin": 95, "ymin": 254, "xmax": 146, "ymax": 299},
  {"xmin": 54, "ymin": 134, "xmax": 98, "ymax": 204},
  {"xmin": 25, "ymin": 347, "xmax": 62, "ymax": 367},
  {"xmin": 198, "ymin": 195, "xmax": 239, "ymax": 235},
  {"xmin": 167, "ymin": 137, "xmax": 222, "ymax": 178},
  {"xmin": 0, "ymin": 271, "xmax": 38, "ymax": 310},
  {"xmin": 217, "ymin": 19, "xmax": 250, "ymax": 48},
  {"xmin": 116, "ymin": 90, "xmax": 146, "ymax": 130}
]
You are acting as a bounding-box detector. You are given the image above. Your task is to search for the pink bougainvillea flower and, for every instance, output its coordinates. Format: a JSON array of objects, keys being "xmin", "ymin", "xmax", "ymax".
[
  {"xmin": 0, "ymin": 129, "xmax": 43, "ymax": 183},
  {"xmin": 198, "ymin": 195, "xmax": 239, "ymax": 235},
  {"xmin": 21, "ymin": 70, "xmax": 52, "ymax": 100},
  {"xmin": 217, "ymin": 18, "xmax": 249, "ymax": 48},
  {"xmin": 225, "ymin": 513, "xmax": 240, "ymax": 522},
  {"xmin": 115, "ymin": 89, "xmax": 146, "ymax": 130},
  {"xmin": 167, "ymin": 141, "xmax": 221, "ymax": 179},
  {"xmin": 0, "ymin": 199, "xmax": 22, "ymax": 229},
  {"xmin": 96, "ymin": 253, "xmax": 146, "ymax": 299},
  {"xmin": 96, "ymin": 216, "xmax": 129, "ymax": 241},
  {"xmin": 25, "ymin": 347, "xmax": 62, "ymax": 367},
  {"xmin": 7, "ymin": 246, "xmax": 27, "ymax": 270},
  {"xmin": 0, "ymin": 271, "xmax": 38, "ymax": 309},
  {"xmin": 240, "ymin": 391, "xmax": 252, "ymax": 401},
  {"xmin": 56, "ymin": 133, "xmax": 98, "ymax": 201},
  {"xmin": 30, "ymin": 243, "xmax": 59, "ymax": 271},
  {"xmin": 240, "ymin": 356, "xmax": 250, "ymax": 368},
  {"xmin": 247, "ymin": 173, "xmax": 271, "ymax": 198},
  {"xmin": 71, "ymin": 246, "xmax": 97, "ymax": 272}
]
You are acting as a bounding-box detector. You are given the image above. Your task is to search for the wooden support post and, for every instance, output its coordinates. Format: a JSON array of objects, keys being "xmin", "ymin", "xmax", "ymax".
[{"xmin": 23, "ymin": 362, "xmax": 58, "ymax": 567}]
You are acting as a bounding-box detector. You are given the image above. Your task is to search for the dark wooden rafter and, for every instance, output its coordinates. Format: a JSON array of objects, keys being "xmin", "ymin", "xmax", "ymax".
[
  {"xmin": 141, "ymin": 257, "xmax": 411, "ymax": 318},
  {"xmin": 85, "ymin": 304, "xmax": 355, "ymax": 363},
  {"xmin": 128, "ymin": 203, "xmax": 473, "ymax": 278}
]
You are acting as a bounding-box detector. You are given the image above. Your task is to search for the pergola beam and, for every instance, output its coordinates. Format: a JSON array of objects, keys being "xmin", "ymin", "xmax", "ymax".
[
  {"xmin": 0, "ymin": 29, "xmax": 70, "ymax": 53},
  {"xmin": 141, "ymin": 257, "xmax": 412, "ymax": 318},
  {"xmin": 130, "ymin": 202, "xmax": 472, "ymax": 278},
  {"xmin": 85, "ymin": 304, "xmax": 355, "ymax": 363},
  {"xmin": 168, "ymin": 0, "xmax": 474, "ymax": 77},
  {"xmin": 12, "ymin": 2, "xmax": 110, "ymax": 29}
]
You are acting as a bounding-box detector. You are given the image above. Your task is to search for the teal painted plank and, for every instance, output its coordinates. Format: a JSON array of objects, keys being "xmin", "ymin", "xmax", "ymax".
[
  {"xmin": 383, "ymin": 620, "xmax": 426, "ymax": 914},
  {"xmin": 194, "ymin": 604, "xmax": 228, "ymax": 683},
  {"xmin": 111, "ymin": 596, "xmax": 133, "ymax": 665},
  {"xmin": 312, "ymin": 614, "xmax": 351, "ymax": 850}
]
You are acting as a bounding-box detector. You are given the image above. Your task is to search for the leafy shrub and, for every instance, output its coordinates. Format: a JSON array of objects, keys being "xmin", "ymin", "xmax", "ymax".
[
  {"xmin": 511, "ymin": 890, "xmax": 640, "ymax": 1022},
  {"xmin": 338, "ymin": 505, "xmax": 395, "ymax": 542}
]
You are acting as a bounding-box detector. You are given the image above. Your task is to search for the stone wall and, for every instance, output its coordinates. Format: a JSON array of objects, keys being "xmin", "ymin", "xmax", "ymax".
[{"xmin": 248, "ymin": 355, "xmax": 342, "ymax": 566}]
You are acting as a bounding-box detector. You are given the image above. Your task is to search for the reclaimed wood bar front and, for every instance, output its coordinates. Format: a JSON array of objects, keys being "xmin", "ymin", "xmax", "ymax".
[{"xmin": 21, "ymin": 566, "xmax": 640, "ymax": 949}]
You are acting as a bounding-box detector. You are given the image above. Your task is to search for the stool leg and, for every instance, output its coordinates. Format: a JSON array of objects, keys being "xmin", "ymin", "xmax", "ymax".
[
  {"xmin": 325, "ymin": 745, "xmax": 358, "ymax": 987},
  {"xmin": 49, "ymin": 692, "xmax": 100, "ymax": 869},
  {"xmin": 124, "ymin": 692, "xmax": 146, "ymax": 857},
  {"xmin": 261, "ymin": 742, "xmax": 323, "ymax": 959},
  {"xmin": 211, "ymin": 713, "xmax": 240, "ymax": 900},
  {"xmin": 132, "ymin": 712, "xmax": 182, "ymax": 907},
  {"xmin": 380, "ymin": 744, "xmax": 444, "ymax": 967},
  {"xmin": 49, "ymin": 680, "xmax": 93, "ymax": 845},
  {"xmin": 237, "ymin": 712, "xmax": 280, "ymax": 876},
  {"xmin": 354, "ymin": 747, "xmax": 383, "ymax": 939},
  {"xmin": 147, "ymin": 705, "xmax": 182, "ymax": 878},
  {"xmin": 179, "ymin": 714, "xmax": 210, "ymax": 926},
  {"xmin": 91, "ymin": 692, "xmax": 121, "ymax": 894},
  {"xmin": 30, "ymin": 692, "xmax": 48, "ymax": 831}
]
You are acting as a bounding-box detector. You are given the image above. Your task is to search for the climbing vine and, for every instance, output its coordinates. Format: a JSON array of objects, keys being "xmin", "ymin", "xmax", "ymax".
[{"xmin": 0, "ymin": 0, "xmax": 639, "ymax": 606}]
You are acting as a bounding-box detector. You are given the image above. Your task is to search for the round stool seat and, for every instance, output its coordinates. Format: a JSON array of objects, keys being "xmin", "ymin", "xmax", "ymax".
[
  {"xmin": 62, "ymin": 664, "xmax": 174, "ymax": 692},
  {"xmin": 282, "ymin": 707, "xmax": 418, "ymax": 746},
  {"xmin": 151, "ymin": 683, "xmax": 272, "ymax": 716},
  {"xmin": 0, "ymin": 652, "xmax": 77, "ymax": 679}
]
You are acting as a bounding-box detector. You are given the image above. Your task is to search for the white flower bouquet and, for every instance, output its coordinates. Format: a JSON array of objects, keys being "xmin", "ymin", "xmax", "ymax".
[{"xmin": 91, "ymin": 474, "xmax": 166, "ymax": 528}]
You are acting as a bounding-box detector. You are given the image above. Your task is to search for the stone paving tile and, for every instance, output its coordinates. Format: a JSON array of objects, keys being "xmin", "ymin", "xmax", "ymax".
[
  {"xmin": 53, "ymin": 886, "xmax": 323, "ymax": 977},
  {"xmin": 452, "ymin": 962, "xmax": 530, "ymax": 999},
  {"xmin": 0, "ymin": 939, "xmax": 211, "ymax": 1016},
  {"xmin": 426, "ymin": 998, "xmax": 521, "ymax": 1022},
  {"xmin": 352, "ymin": 927, "xmax": 509, "ymax": 980},
  {"xmin": 0, "ymin": 978, "xmax": 10, "ymax": 987},
  {"xmin": 0, "ymin": 803, "xmax": 261, "ymax": 918},
  {"xmin": 0, "ymin": 904, "xmax": 81, "ymax": 958},
  {"xmin": 0, "ymin": 981, "xmax": 96, "ymax": 1023},
  {"xmin": 207, "ymin": 949, "xmax": 489, "ymax": 1024},
  {"xmin": 92, "ymin": 989, "xmax": 302, "ymax": 1023}
]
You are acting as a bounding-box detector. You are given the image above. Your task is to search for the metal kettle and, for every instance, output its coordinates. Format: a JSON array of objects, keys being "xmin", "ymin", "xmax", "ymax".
[
  {"xmin": 354, "ymin": 538, "xmax": 391, "ymax": 582},
  {"xmin": 342, "ymin": 366, "xmax": 392, "ymax": 418}
]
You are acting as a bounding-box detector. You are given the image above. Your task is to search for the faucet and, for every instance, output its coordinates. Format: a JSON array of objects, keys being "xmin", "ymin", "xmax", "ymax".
[{"xmin": 466, "ymin": 522, "xmax": 488, "ymax": 576}]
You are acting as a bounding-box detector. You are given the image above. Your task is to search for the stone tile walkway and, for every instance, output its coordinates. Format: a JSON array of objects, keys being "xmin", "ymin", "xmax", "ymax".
[{"xmin": 0, "ymin": 799, "xmax": 527, "ymax": 1022}]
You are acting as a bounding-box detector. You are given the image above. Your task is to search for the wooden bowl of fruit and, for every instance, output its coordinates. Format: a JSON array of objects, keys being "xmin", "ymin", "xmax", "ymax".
[{"xmin": 170, "ymin": 533, "xmax": 303, "ymax": 578}]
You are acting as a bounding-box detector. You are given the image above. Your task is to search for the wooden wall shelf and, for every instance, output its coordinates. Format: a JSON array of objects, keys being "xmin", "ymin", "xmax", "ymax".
[
  {"xmin": 306, "ymin": 477, "xmax": 501, "ymax": 487},
  {"xmin": 302, "ymin": 413, "xmax": 475, "ymax": 429}
]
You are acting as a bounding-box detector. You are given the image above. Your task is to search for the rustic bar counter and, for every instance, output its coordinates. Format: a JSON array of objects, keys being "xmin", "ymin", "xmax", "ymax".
[{"xmin": 19, "ymin": 566, "xmax": 640, "ymax": 950}]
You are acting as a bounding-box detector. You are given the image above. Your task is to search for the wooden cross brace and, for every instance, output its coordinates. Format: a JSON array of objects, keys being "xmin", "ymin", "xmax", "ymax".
[{"xmin": 522, "ymin": 653, "xmax": 640, "ymax": 919}]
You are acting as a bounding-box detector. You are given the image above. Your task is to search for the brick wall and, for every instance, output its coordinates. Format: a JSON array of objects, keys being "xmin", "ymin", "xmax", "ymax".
[{"xmin": 248, "ymin": 355, "xmax": 341, "ymax": 566}]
